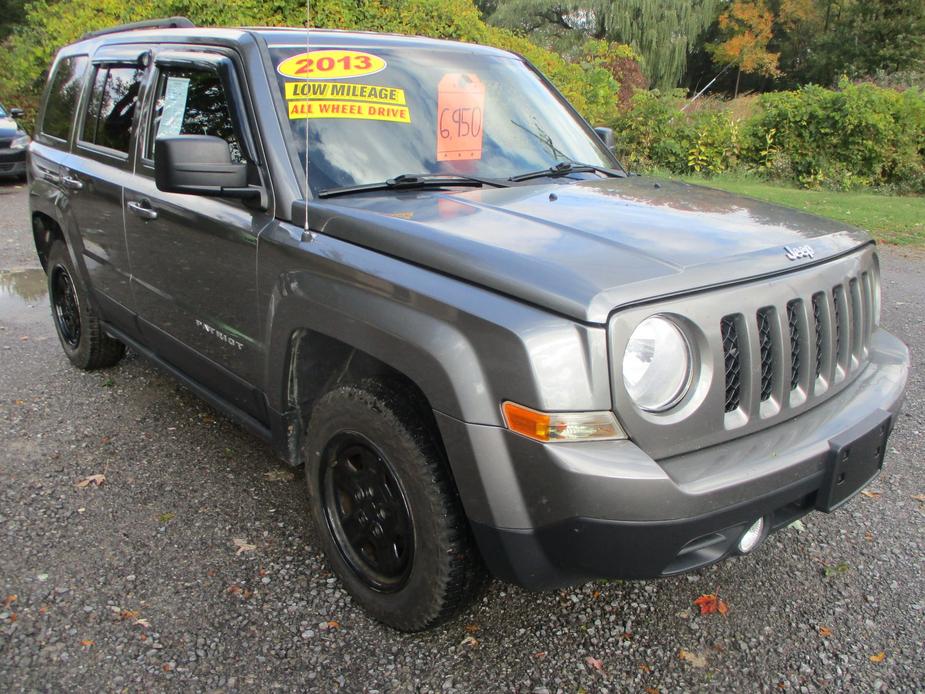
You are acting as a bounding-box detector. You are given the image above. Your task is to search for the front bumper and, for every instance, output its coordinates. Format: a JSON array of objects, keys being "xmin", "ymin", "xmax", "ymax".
[
  {"xmin": 0, "ymin": 149, "xmax": 26, "ymax": 177},
  {"xmin": 437, "ymin": 329, "xmax": 909, "ymax": 589}
]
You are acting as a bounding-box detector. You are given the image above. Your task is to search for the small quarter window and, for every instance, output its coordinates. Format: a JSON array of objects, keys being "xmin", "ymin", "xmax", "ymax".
[
  {"xmin": 148, "ymin": 68, "xmax": 243, "ymax": 163},
  {"xmin": 40, "ymin": 55, "xmax": 89, "ymax": 142},
  {"xmin": 81, "ymin": 65, "xmax": 144, "ymax": 154}
]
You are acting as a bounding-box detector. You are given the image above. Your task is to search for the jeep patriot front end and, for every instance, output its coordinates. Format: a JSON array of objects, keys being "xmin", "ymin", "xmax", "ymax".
[{"xmin": 29, "ymin": 18, "xmax": 908, "ymax": 630}]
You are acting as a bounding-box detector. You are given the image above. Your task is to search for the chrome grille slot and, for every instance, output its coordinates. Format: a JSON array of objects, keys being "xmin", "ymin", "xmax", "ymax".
[
  {"xmin": 786, "ymin": 300, "xmax": 801, "ymax": 391},
  {"xmin": 757, "ymin": 308, "xmax": 774, "ymax": 402},
  {"xmin": 812, "ymin": 292, "xmax": 825, "ymax": 379},
  {"xmin": 832, "ymin": 284, "xmax": 846, "ymax": 371},
  {"xmin": 849, "ymin": 278, "xmax": 863, "ymax": 363},
  {"xmin": 721, "ymin": 315, "xmax": 742, "ymax": 413}
]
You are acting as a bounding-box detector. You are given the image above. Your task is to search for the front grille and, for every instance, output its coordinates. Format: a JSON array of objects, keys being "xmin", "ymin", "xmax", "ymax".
[
  {"xmin": 721, "ymin": 316, "xmax": 742, "ymax": 412},
  {"xmin": 757, "ymin": 308, "xmax": 774, "ymax": 401},
  {"xmin": 608, "ymin": 247, "xmax": 879, "ymax": 461},
  {"xmin": 719, "ymin": 272, "xmax": 873, "ymax": 414},
  {"xmin": 0, "ymin": 138, "xmax": 12, "ymax": 149}
]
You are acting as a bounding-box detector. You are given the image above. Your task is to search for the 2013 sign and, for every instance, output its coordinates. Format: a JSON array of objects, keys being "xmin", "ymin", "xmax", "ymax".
[{"xmin": 277, "ymin": 50, "xmax": 387, "ymax": 80}]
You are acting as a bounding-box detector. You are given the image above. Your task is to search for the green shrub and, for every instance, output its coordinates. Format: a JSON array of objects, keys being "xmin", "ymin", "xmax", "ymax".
[{"xmin": 612, "ymin": 81, "xmax": 925, "ymax": 192}]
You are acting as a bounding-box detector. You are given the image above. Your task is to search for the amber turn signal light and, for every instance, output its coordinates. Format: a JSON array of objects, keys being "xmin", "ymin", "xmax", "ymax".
[{"xmin": 501, "ymin": 401, "xmax": 625, "ymax": 443}]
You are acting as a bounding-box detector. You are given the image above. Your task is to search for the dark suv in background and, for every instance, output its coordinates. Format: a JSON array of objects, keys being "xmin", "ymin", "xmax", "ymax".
[
  {"xmin": 0, "ymin": 103, "xmax": 30, "ymax": 179},
  {"xmin": 28, "ymin": 17, "xmax": 908, "ymax": 631}
]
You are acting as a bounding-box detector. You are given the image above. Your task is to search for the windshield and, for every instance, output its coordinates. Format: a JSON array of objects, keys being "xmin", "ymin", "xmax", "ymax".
[{"xmin": 266, "ymin": 43, "xmax": 616, "ymax": 196}]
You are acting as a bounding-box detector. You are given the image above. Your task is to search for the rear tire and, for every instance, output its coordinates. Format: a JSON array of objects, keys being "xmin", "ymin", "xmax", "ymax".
[
  {"xmin": 303, "ymin": 379, "xmax": 484, "ymax": 631},
  {"xmin": 47, "ymin": 242, "xmax": 125, "ymax": 370}
]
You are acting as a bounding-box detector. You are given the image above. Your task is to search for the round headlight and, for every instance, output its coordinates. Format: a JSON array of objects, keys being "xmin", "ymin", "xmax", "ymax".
[{"xmin": 622, "ymin": 316, "xmax": 692, "ymax": 412}]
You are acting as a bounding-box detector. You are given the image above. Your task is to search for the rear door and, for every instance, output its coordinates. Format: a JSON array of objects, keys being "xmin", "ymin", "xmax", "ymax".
[
  {"xmin": 66, "ymin": 48, "xmax": 148, "ymax": 335},
  {"xmin": 30, "ymin": 54, "xmax": 89, "ymax": 265},
  {"xmin": 124, "ymin": 49, "xmax": 273, "ymax": 418}
]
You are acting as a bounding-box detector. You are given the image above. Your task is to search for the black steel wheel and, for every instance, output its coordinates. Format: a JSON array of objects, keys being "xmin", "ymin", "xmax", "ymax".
[
  {"xmin": 46, "ymin": 242, "xmax": 125, "ymax": 370},
  {"xmin": 321, "ymin": 434, "xmax": 414, "ymax": 592},
  {"xmin": 304, "ymin": 379, "xmax": 485, "ymax": 631},
  {"xmin": 50, "ymin": 264, "xmax": 81, "ymax": 348}
]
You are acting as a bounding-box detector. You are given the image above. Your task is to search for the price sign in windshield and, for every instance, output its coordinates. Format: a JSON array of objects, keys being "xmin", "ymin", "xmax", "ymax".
[{"xmin": 436, "ymin": 73, "xmax": 485, "ymax": 161}]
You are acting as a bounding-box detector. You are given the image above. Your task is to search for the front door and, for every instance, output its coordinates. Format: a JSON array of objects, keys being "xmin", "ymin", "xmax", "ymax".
[{"xmin": 124, "ymin": 53, "xmax": 272, "ymax": 418}]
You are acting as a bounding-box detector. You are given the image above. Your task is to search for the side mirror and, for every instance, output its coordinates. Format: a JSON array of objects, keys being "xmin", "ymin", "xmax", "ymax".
[
  {"xmin": 154, "ymin": 135, "xmax": 257, "ymax": 198},
  {"xmin": 9, "ymin": 108, "xmax": 24, "ymax": 119},
  {"xmin": 594, "ymin": 126, "xmax": 616, "ymax": 152}
]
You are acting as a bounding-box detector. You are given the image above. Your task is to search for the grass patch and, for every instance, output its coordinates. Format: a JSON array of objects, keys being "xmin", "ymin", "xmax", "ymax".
[{"xmin": 670, "ymin": 174, "xmax": 925, "ymax": 247}]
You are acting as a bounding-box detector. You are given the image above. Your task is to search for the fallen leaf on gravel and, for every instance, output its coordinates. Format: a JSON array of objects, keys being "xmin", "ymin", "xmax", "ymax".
[
  {"xmin": 592, "ymin": 590, "xmax": 601, "ymax": 600},
  {"xmin": 460, "ymin": 635, "xmax": 479, "ymax": 648},
  {"xmin": 157, "ymin": 512, "xmax": 175, "ymax": 523},
  {"xmin": 864, "ymin": 531, "xmax": 874, "ymax": 542},
  {"xmin": 326, "ymin": 620, "xmax": 340, "ymax": 629},
  {"xmin": 533, "ymin": 651, "xmax": 546, "ymax": 659},
  {"xmin": 134, "ymin": 618, "xmax": 150, "ymax": 628},
  {"xmin": 639, "ymin": 663, "xmax": 652, "ymax": 673},
  {"xmin": 645, "ymin": 688, "xmax": 660, "ymax": 694},
  {"xmin": 585, "ymin": 656, "xmax": 604, "ymax": 671},
  {"xmin": 8, "ymin": 613, "xmax": 17, "ymax": 622},
  {"xmin": 818, "ymin": 626, "xmax": 832, "ymax": 637},
  {"xmin": 787, "ymin": 519, "xmax": 806, "ymax": 532},
  {"xmin": 464, "ymin": 623, "xmax": 480, "ymax": 634},
  {"xmin": 3, "ymin": 595, "xmax": 15, "ymax": 608},
  {"xmin": 162, "ymin": 663, "xmax": 173, "ymax": 672},
  {"xmin": 120, "ymin": 609, "xmax": 139, "ymax": 620},
  {"xmin": 263, "ymin": 468, "xmax": 295, "ymax": 482},
  {"xmin": 693, "ymin": 593, "xmax": 729, "ymax": 616},
  {"xmin": 76, "ymin": 474, "xmax": 106, "ymax": 488},
  {"xmin": 860, "ymin": 490, "xmax": 882, "ymax": 499},
  {"xmin": 869, "ymin": 652, "xmax": 886, "ymax": 663},
  {"xmin": 233, "ymin": 538, "xmax": 256, "ymax": 555},
  {"xmin": 676, "ymin": 609, "xmax": 691, "ymax": 619},
  {"xmin": 823, "ymin": 562, "xmax": 850, "ymax": 577},
  {"xmin": 679, "ymin": 649, "xmax": 707, "ymax": 668},
  {"xmin": 912, "ymin": 494, "xmax": 925, "ymax": 502},
  {"xmin": 80, "ymin": 639, "xmax": 94, "ymax": 647}
]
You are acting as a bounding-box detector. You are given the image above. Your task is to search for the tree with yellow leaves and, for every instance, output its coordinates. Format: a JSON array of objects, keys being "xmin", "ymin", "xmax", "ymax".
[{"xmin": 707, "ymin": 0, "xmax": 780, "ymax": 97}]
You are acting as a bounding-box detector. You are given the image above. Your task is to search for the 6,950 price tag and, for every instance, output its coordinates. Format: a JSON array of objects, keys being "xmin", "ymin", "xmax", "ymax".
[{"xmin": 436, "ymin": 73, "xmax": 485, "ymax": 161}]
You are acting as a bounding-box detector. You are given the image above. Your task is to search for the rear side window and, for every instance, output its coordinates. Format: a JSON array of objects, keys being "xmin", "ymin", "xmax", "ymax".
[
  {"xmin": 81, "ymin": 65, "xmax": 144, "ymax": 154},
  {"xmin": 147, "ymin": 68, "xmax": 243, "ymax": 162},
  {"xmin": 41, "ymin": 55, "xmax": 89, "ymax": 141}
]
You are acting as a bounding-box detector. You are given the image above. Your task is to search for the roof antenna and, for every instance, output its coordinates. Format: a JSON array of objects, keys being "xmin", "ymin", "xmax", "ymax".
[{"xmin": 304, "ymin": 0, "xmax": 311, "ymax": 232}]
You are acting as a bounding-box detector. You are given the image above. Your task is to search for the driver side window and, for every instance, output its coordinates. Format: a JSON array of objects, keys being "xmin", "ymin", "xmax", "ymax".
[{"xmin": 148, "ymin": 67, "xmax": 243, "ymax": 163}]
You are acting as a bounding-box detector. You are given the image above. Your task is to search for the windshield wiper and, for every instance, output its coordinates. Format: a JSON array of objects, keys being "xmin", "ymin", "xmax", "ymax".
[
  {"xmin": 318, "ymin": 173, "xmax": 510, "ymax": 199},
  {"xmin": 508, "ymin": 161, "xmax": 626, "ymax": 183}
]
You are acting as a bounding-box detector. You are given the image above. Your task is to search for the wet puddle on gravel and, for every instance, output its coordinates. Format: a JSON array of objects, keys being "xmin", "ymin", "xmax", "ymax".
[{"xmin": 0, "ymin": 268, "xmax": 49, "ymax": 321}]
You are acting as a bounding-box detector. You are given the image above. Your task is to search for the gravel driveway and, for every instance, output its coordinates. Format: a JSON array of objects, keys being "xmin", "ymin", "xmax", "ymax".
[{"xmin": 1, "ymin": 182, "xmax": 922, "ymax": 692}]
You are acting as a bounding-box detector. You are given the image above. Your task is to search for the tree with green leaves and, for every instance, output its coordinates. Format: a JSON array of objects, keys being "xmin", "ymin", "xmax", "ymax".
[{"xmin": 488, "ymin": 0, "xmax": 723, "ymax": 89}]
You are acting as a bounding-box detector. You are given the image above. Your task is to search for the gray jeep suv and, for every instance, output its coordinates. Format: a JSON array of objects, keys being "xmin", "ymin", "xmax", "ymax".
[{"xmin": 28, "ymin": 17, "xmax": 909, "ymax": 631}]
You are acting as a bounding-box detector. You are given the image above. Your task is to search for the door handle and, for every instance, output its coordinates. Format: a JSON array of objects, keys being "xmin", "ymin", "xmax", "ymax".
[
  {"xmin": 61, "ymin": 175, "xmax": 84, "ymax": 191},
  {"xmin": 41, "ymin": 171, "xmax": 61, "ymax": 185},
  {"xmin": 127, "ymin": 200, "xmax": 159, "ymax": 221}
]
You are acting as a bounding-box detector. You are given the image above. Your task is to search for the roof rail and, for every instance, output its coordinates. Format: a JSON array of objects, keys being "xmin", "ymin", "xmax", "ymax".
[{"xmin": 80, "ymin": 16, "xmax": 195, "ymax": 41}]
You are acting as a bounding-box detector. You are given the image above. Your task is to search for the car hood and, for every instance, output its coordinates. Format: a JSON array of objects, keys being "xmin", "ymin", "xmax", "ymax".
[
  {"xmin": 0, "ymin": 118, "xmax": 22, "ymax": 137},
  {"xmin": 308, "ymin": 177, "xmax": 871, "ymax": 323}
]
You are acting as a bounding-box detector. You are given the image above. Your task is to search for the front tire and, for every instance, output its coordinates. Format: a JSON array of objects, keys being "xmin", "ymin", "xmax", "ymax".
[
  {"xmin": 303, "ymin": 379, "xmax": 484, "ymax": 631},
  {"xmin": 47, "ymin": 242, "xmax": 125, "ymax": 370}
]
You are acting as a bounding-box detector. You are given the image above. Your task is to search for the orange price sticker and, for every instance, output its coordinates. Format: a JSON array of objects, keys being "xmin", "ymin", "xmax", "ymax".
[{"xmin": 436, "ymin": 73, "xmax": 485, "ymax": 161}]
